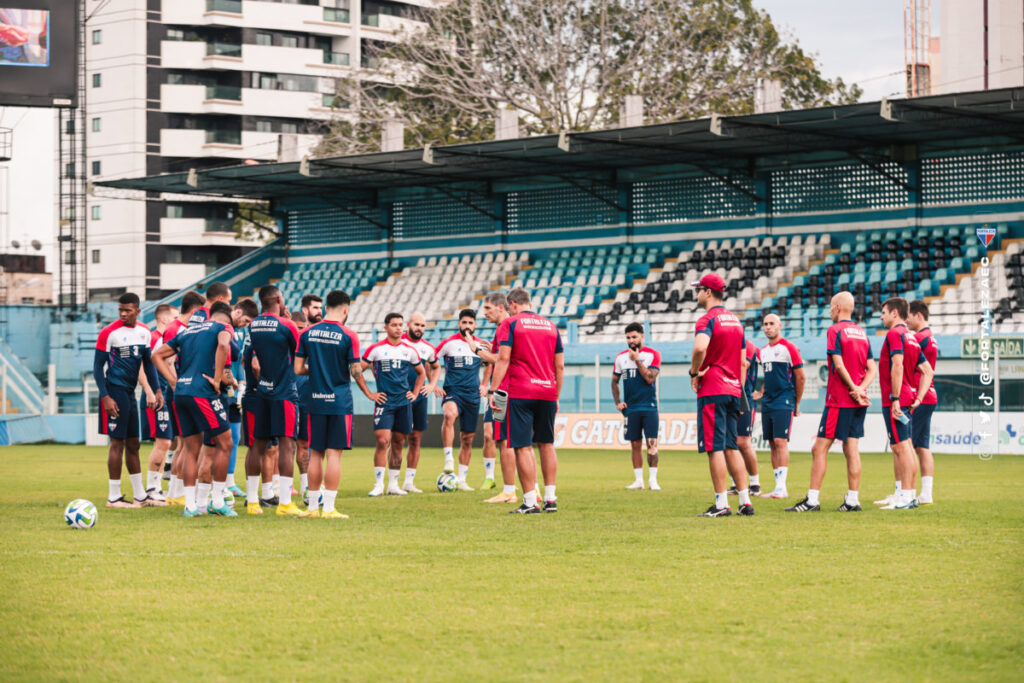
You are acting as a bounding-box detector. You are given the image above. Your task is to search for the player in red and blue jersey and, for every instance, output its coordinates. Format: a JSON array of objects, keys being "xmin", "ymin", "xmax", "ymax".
[
  {"xmin": 732, "ymin": 337, "xmax": 761, "ymax": 496},
  {"xmin": 295, "ymin": 290, "xmax": 376, "ymax": 518},
  {"xmin": 94, "ymin": 292, "xmax": 164, "ymax": 509},
  {"xmin": 220, "ymin": 298, "xmax": 257, "ymax": 499},
  {"xmin": 789, "ymin": 292, "xmax": 876, "ymax": 513},
  {"xmin": 756, "ymin": 314, "xmax": 804, "ymax": 499},
  {"xmin": 247, "ymin": 285, "xmax": 304, "ymax": 516},
  {"xmin": 360, "ymin": 312, "xmax": 425, "ymax": 497},
  {"xmin": 688, "ymin": 273, "xmax": 752, "ymax": 518},
  {"xmin": 489, "ymin": 287, "xmax": 564, "ymax": 514},
  {"xmin": 397, "ymin": 313, "xmax": 441, "ymax": 492},
  {"xmin": 611, "ymin": 322, "xmax": 661, "ymax": 491},
  {"xmin": 137, "ymin": 303, "xmax": 175, "ymax": 504},
  {"xmin": 877, "ymin": 297, "xmax": 933, "ymax": 510},
  {"xmin": 436, "ymin": 309, "xmax": 488, "ymax": 492},
  {"xmin": 291, "ymin": 311, "xmax": 312, "ymax": 505},
  {"xmin": 153, "ymin": 301, "xmax": 236, "ymax": 518},
  {"xmin": 908, "ymin": 300, "xmax": 938, "ymax": 505}
]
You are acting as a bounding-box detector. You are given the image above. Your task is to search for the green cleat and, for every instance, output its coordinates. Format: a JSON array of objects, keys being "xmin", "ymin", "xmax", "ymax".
[
  {"xmin": 208, "ymin": 502, "xmax": 238, "ymax": 517},
  {"xmin": 183, "ymin": 507, "xmax": 205, "ymax": 518},
  {"xmin": 479, "ymin": 477, "xmax": 496, "ymax": 491}
]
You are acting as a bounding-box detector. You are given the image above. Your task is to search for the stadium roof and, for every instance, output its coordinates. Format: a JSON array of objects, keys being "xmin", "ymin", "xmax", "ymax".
[{"xmin": 98, "ymin": 87, "xmax": 1024, "ymax": 201}]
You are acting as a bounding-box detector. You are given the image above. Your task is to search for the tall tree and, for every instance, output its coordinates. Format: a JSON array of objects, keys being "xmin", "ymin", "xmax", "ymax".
[{"xmin": 315, "ymin": 0, "xmax": 861, "ymax": 157}]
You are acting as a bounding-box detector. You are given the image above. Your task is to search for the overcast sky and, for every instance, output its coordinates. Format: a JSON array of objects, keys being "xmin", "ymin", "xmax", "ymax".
[{"xmin": 1, "ymin": 1, "xmax": 912, "ymax": 277}]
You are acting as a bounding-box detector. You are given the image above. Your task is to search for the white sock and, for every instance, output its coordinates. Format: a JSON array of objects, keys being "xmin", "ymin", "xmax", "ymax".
[
  {"xmin": 272, "ymin": 474, "xmax": 280, "ymax": 494},
  {"xmin": 503, "ymin": 484, "xmax": 516, "ymax": 495},
  {"xmin": 458, "ymin": 464, "xmax": 469, "ymax": 482},
  {"xmin": 307, "ymin": 488, "xmax": 320, "ymax": 512},
  {"xmin": 247, "ymin": 476, "xmax": 259, "ymax": 503},
  {"xmin": 108, "ymin": 479, "xmax": 121, "ymax": 502},
  {"xmin": 894, "ymin": 480, "xmax": 902, "ymax": 494},
  {"xmin": 523, "ymin": 489, "xmax": 538, "ymax": 507},
  {"xmin": 444, "ymin": 447, "xmax": 453, "ymax": 459},
  {"xmin": 300, "ymin": 473, "xmax": 309, "ymax": 492},
  {"xmin": 729, "ymin": 476, "xmax": 736, "ymax": 488},
  {"xmin": 322, "ymin": 489, "xmax": 337, "ymax": 513},
  {"xmin": 146, "ymin": 470, "xmax": 160, "ymax": 491},
  {"xmin": 901, "ymin": 488, "xmax": 916, "ymax": 503},
  {"xmin": 749, "ymin": 473, "xmax": 759, "ymax": 486},
  {"xmin": 196, "ymin": 482, "xmax": 211, "ymax": 509},
  {"xmin": 633, "ymin": 467, "xmax": 644, "ymax": 483},
  {"xmin": 261, "ymin": 482, "xmax": 274, "ymax": 500},
  {"xmin": 212, "ymin": 481, "xmax": 225, "ymax": 508},
  {"xmin": 846, "ymin": 490, "xmax": 859, "ymax": 506},
  {"xmin": 388, "ymin": 469, "xmax": 400, "ymax": 487},
  {"xmin": 807, "ymin": 489, "xmax": 820, "ymax": 506},
  {"xmin": 184, "ymin": 485, "xmax": 197, "ymax": 511},
  {"xmin": 278, "ymin": 476, "xmax": 293, "ymax": 505},
  {"xmin": 129, "ymin": 473, "xmax": 145, "ymax": 501},
  {"xmin": 921, "ymin": 476, "xmax": 933, "ymax": 498},
  {"xmin": 404, "ymin": 468, "xmax": 416, "ymax": 483},
  {"xmin": 544, "ymin": 485, "xmax": 556, "ymax": 502},
  {"xmin": 738, "ymin": 489, "xmax": 751, "ymax": 506},
  {"xmin": 374, "ymin": 466, "xmax": 385, "ymax": 486},
  {"xmin": 775, "ymin": 467, "xmax": 788, "ymax": 489},
  {"xmin": 226, "ymin": 471, "xmax": 236, "ymax": 488},
  {"xmin": 168, "ymin": 475, "xmax": 179, "ymax": 497},
  {"xmin": 649, "ymin": 466, "xmax": 658, "ymax": 482},
  {"xmin": 714, "ymin": 491, "xmax": 728, "ymax": 509},
  {"xmin": 483, "ymin": 458, "xmax": 495, "ymax": 478}
]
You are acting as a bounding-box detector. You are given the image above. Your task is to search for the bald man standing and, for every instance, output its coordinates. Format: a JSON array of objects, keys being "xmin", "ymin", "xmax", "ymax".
[
  {"xmin": 754, "ymin": 314, "xmax": 804, "ymax": 499},
  {"xmin": 398, "ymin": 312, "xmax": 442, "ymax": 492},
  {"xmin": 788, "ymin": 292, "xmax": 875, "ymax": 512}
]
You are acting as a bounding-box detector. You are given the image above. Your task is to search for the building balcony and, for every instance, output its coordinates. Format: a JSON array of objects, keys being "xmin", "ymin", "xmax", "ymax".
[
  {"xmin": 162, "ymin": 0, "xmax": 354, "ymax": 36},
  {"xmin": 239, "ymin": 44, "xmax": 350, "ymax": 75},
  {"xmin": 159, "ymin": 217, "xmax": 264, "ymax": 248},
  {"xmin": 160, "ymin": 262, "xmax": 211, "ymax": 290},
  {"xmin": 161, "ymin": 40, "xmax": 206, "ymax": 69},
  {"xmin": 161, "ymin": 83, "xmax": 334, "ymax": 119},
  {"xmin": 362, "ymin": 13, "xmax": 429, "ymax": 41},
  {"xmin": 158, "ymin": 128, "xmax": 321, "ymax": 161}
]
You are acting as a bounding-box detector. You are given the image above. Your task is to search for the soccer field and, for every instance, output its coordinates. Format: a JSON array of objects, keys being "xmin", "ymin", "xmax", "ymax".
[{"xmin": 1, "ymin": 445, "xmax": 1021, "ymax": 681}]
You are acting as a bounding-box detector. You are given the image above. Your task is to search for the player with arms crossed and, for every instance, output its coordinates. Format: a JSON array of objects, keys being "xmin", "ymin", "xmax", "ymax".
[
  {"xmin": 94, "ymin": 292, "xmax": 164, "ymax": 508},
  {"xmin": 398, "ymin": 313, "xmax": 442, "ymax": 492},
  {"xmin": 877, "ymin": 297, "xmax": 934, "ymax": 510},
  {"xmin": 360, "ymin": 313, "xmax": 426, "ymax": 496},
  {"xmin": 688, "ymin": 274, "xmax": 753, "ymax": 517},
  {"xmin": 489, "ymin": 287, "xmax": 564, "ymax": 514},
  {"xmin": 907, "ymin": 300, "xmax": 938, "ymax": 505},
  {"xmin": 435, "ymin": 309, "xmax": 488, "ymax": 492},
  {"xmin": 153, "ymin": 302, "xmax": 237, "ymax": 518},
  {"xmin": 295, "ymin": 290, "xmax": 374, "ymax": 518},
  {"xmin": 756, "ymin": 314, "xmax": 805, "ymax": 499},
  {"xmin": 611, "ymin": 322, "xmax": 661, "ymax": 491}
]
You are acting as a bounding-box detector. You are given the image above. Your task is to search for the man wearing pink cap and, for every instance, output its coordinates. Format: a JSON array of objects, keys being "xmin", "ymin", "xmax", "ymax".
[{"xmin": 688, "ymin": 273, "xmax": 754, "ymax": 517}]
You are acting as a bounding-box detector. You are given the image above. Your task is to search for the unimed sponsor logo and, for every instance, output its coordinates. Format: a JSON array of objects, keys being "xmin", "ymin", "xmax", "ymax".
[{"xmin": 554, "ymin": 413, "xmax": 699, "ymax": 450}]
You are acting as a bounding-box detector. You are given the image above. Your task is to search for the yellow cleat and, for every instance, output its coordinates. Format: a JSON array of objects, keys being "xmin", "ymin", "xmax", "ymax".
[
  {"xmin": 320, "ymin": 509, "xmax": 349, "ymax": 519},
  {"xmin": 484, "ymin": 491, "xmax": 518, "ymax": 504},
  {"xmin": 167, "ymin": 496, "xmax": 185, "ymax": 507},
  {"xmin": 298, "ymin": 509, "xmax": 319, "ymax": 518},
  {"xmin": 246, "ymin": 502, "xmax": 263, "ymax": 515},
  {"xmin": 276, "ymin": 501, "xmax": 303, "ymax": 516}
]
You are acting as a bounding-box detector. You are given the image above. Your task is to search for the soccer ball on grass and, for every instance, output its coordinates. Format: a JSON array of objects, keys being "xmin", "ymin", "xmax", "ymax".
[
  {"xmin": 436, "ymin": 473, "xmax": 458, "ymax": 492},
  {"xmin": 64, "ymin": 499, "xmax": 97, "ymax": 529}
]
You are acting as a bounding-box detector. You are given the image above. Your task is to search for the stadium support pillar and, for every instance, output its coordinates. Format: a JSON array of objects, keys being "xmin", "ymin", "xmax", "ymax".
[
  {"xmin": 47, "ymin": 364, "xmax": 57, "ymax": 415},
  {"xmin": 594, "ymin": 355, "xmax": 601, "ymax": 412},
  {"xmin": 382, "ymin": 121, "xmax": 404, "ymax": 152},
  {"xmin": 496, "ymin": 109, "xmax": 519, "ymax": 140},
  {"xmin": 755, "ymin": 171, "xmax": 772, "ymax": 233},
  {"xmin": 1, "ymin": 363, "xmax": 6, "ymax": 415},
  {"xmin": 905, "ymin": 157, "xmax": 923, "ymax": 227}
]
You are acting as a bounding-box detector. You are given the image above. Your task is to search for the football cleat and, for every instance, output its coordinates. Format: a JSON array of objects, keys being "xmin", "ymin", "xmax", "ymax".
[
  {"xmin": 276, "ymin": 502, "xmax": 304, "ymax": 516},
  {"xmin": 297, "ymin": 509, "xmax": 318, "ymax": 518},
  {"xmin": 145, "ymin": 487, "xmax": 167, "ymax": 503},
  {"xmin": 625, "ymin": 481, "xmax": 644, "ymax": 490},
  {"xmin": 141, "ymin": 493, "xmax": 168, "ymax": 507},
  {"xmin": 183, "ymin": 507, "xmax": 205, "ymax": 518},
  {"xmin": 401, "ymin": 481, "xmax": 423, "ymax": 494},
  {"xmin": 509, "ymin": 503, "xmax": 541, "ymax": 514},
  {"xmin": 738, "ymin": 503, "xmax": 754, "ymax": 516},
  {"xmin": 648, "ymin": 480, "xmax": 661, "ymax": 491},
  {"xmin": 479, "ymin": 477, "xmax": 496, "ymax": 490},
  {"xmin": 543, "ymin": 500, "xmax": 558, "ymax": 513},
  {"xmin": 874, "ymin": 493, "xmax": 897, "ymax": 506},
  {"xmin": 368, "ymin": 484, "xmax": 385, "ymax": 497},
  {"xmin": 227, "ymin": 485, "xmax": 246, "ymax": 498},
  {"xmin": 259, "ymin": 496, "xmax": 279, "ymax": 508},
  {"xmin": 385, "ymin": 484, "xmax": 408, "ymax": 496},
  {"xmin": 917, "ymin": 495, "xmax": 933, "ymax": 505},
  {"xmin": 895, "ymin": 498, "xmax": 919, "ymax": 509},
  {"xmin": 456, "ymin": 480, "xmax": 474, "ymax": 492},
  {"xmin": 763, "ymin": 488, "xmax": 788, "ymax": 499},
  {"xmin": 443, "ymin": 455, "xmax": 455, "ymax": 474},
  {"xmin": 697, "ymin": 504, "xmax": 731, "ymax": 517},
  {"xmin": 167, "ymin": 496, "xmax": 185, "ymax": 507},
  {"xmin": 246, "ymin": 502, "xmax": 262, "ymax": 515},
  {"xmin": 749, "ymin": 484, "xmax": 761, "ymax": 496},
  {"xmin": 484, "ymin": 492, "xmax": 517, "ymax": 504},
  {"xmin": 208, "ymin": 502, "xmax": 237, "ymax": 517},
  {"xmin": 320, "ymin": 509, "xmax": 348, "ymax": 519},
  {"xmin": 784, "ymin": 498, "xmax": 821, "ymax": 512},
  {"xmin": 837, "ymin": 502, "xmax": 862, "ymax": 511},
  {"xmin": 106, "ymin": 496, "xmax": 141, "ymax": 509},
  {"xmin": 726, "ymin": 486, "xmax": 739, "ymax": 495}
]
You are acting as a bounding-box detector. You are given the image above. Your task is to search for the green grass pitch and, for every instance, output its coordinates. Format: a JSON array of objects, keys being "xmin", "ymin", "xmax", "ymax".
[{"xmin": 1, "ymin": 444, "xmax": 1022, "ymax": 681}]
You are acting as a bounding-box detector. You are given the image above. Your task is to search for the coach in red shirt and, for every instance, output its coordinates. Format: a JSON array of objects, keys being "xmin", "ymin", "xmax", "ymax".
[
  {"xmin": 688, "ymin": 273, "xmax": 753, "ymax": 518},
  {"xmin": 489, "ymin": 287, "xmax": 564, "ymax": 515}
]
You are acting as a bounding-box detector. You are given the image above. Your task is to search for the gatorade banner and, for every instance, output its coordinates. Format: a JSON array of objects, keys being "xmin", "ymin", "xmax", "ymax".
[{"xmin": 554, "ymin": 413, "xmax": 699, "ymax": 450}]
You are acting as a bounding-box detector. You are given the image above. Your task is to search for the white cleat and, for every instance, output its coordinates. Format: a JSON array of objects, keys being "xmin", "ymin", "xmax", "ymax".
[
  {"xmin": 386, "ymin": 484, "xmax": 408, "ymax": 496},
  {"xmin": 625, "ymin": 481, "xmax": 645, "ymax": 490},
  {"xmin": 443, "ymin": 456, "xmax": 455, "ymax": 474},
  {"xmin": 649, "ymin": 480, "xmax": 661, "ymax": 491},
  {"xmin": 402, "ymin": 481, "xmax": 423, "ymax": 494},
  {"xmin": 368, "ymin": 484, "xmax": 385, "ymax": 497},
  {"xmin": 456, "ymin": 480, "xmax": 474, "ymax": 492},
  {"xmin": 874, "ymin": 493, "xmax": 897, "ymax": 506},
  {"xmin": 762, "ymin": 488, "xmax": 788, "ymax": 499},
  {"xmin": 917, "ymin": 494, "xmax": 933, "ymax": 505}
]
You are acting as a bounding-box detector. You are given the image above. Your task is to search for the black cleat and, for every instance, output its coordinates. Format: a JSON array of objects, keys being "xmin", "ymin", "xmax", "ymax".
[
  {"xmin": 542, "ymin": 500, "xmax": 558, "ymax": 513},
  {"xmin": 750, "ymin": 484, "xmax": 761, "ymax": 496},
  {"xmin": 259, "ymin": 496, "xmax": 279, "ymax": 508},
  {"xmin": 738, "ymin": 503, "xmax": 754, "ymax": 516},
  {"xmin": 785, "ymin": 497, "xmax": 821, "ymax": 512},
  {"xmin": 726, "ymin": 486, "xmax": 739, "ymax": 495},
  {"xmin": 509, "ymin": 503, "xmax": 540, "ymax": 514},
  {"xmin": 837, "ymin": 502, "xmax": 862, "ymax": 511},
  {"xmin": 697, "ymin": 504, "xmax": 732, "ymax": 517}
]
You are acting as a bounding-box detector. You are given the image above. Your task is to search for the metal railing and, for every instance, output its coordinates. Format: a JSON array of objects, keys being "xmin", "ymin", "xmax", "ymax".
[
  {"xmin": 206, "ymin": 42, "xmax": 241, "ymax": 57},
  {"xmin": 361, "ymin": 14, "xmax": 379, "ymax": 26},
  {"xmin": 323, "ymin": 51, "xmax": 350, "ymax": 65},
  {"xmin": 324, "ymin": 7, "xmax": 350, "ymax": 23},
  {"xmin": 206, "ymin": 0, "xmax": 242, "ymax": 13},
  {"xmin": 204, "ymin": 85, "xmax": 242, "ymax": 101},
  {"xmin": 205, "ymin": 218, "xmax": 236, "ymax": 233},
  {"xmin": 204, "ymin": 129, "xmax": 241, "ymax": 145}
]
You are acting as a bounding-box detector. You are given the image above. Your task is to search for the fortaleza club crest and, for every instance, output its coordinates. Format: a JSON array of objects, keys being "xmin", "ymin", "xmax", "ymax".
[{"xmin": 976, "ymin": 226, "xmax": 996, "ymax": 248}]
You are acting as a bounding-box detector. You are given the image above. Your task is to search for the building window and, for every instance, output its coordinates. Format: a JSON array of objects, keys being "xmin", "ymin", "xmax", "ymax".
[
  {"xmin": 92, "ymin": 29, "xmax": 102, "ymax": 45},
  {"xmin": 166, "ymin": 204, "xmax": 184, "ymax": 218},
  {"xmin": 166, "ymin": 248, "xmax": 183, "ymax": 264},
  {"xmin": 256, "ymin": 32, "xmax": 272, "ymax": 46},
  {"xmin": 255, "ymin": 120, "xmax": 272, "ymax": 132},
  {"xmin": 64, "ymin": 251, "xmax": 75, "ymax": 265},
  {"xmin": 281, "ymin": 35, "xmax": 298, "ymax": 49},
  {"xmin": 167, "ymin": 73, "xmax": 184, "ymax": 84},
  {"xmin": 91, "ymin": 206, "xmax": 102, "ymax": 220},
  {"xmin": 91, "ymin": 249, "xmax": 100, "ymax": 264},
  {"xmin": 92, "ymin": 161, "xmax": 102, "ymax": 176},
  {"xmin": 92, "ymin": 73, "xmax": 101, "ymax": 87},
  {"xmin": 281, "ymin": 122, "xmax": 297, "ymax": 134},
  {"xmin": 167, "ymin": 28, "xmax": 185, "ymax": 40},
  {"xmin": 91, "ymin": 117, "xmax": 101, "ymax": 132},
  {"xmin": 65, "ymin": 162, "xmax": 75, "ymax": 178}
]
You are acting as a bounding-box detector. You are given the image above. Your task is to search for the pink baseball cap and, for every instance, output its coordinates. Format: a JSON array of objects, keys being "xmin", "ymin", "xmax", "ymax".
[{"xmin": 689, "ymin": 273, "xmax": 727, "ymax": 292}]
